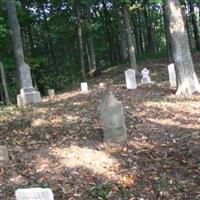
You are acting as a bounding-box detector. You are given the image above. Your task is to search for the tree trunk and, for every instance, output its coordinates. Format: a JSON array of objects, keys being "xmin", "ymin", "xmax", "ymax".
[
  {"xmin": 5, "ymin": 0, "xmax": 34, "ymax": 90},
  {"xmin": 164, "ymin": 0, "xmax": 200, "ymax": 95},
  {"xmin": 0, "ymin": 62, "xmax": 10, "ymax": 105},
  {"xmin": 75, "ymin": 0, "xmax": 86, "ymax": 81},
  {"xmin": 87, "ymin": 36, "xmax": 96, "ymax": 71},
  {"xmin": 188, "ymin": 0, "xmax": 200, "ymax": 51},
  {"xmin": 122, "ymin": 4, "xmax": 137, "ymax": 70}
]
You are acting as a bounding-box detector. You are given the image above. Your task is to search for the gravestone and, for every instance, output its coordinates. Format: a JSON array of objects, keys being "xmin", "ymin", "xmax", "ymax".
[
  {"xmin": 15, "ymin": 188, "xmax": 54, "ymax": 200},
  {"xmin": 124, "ymin": 69, "xmax": 137, "ymax": 89},
  {"xmin": 141, "ymin": 68, "xmax": 151, "ymax": 84},
  {"xmin": 81, "ymin": 82, "xmax": 88, "ymax": 93},
  {"xmin": 99, "ymin": 82, "xmax": 105, "ymax": 88},
  {"xmin": 48, "ymin": 89, "xmax": 55, "ymax": 97},
  {"xmin": 0, "ymin": 145, "xmax": 9, "ymax": 162},
  {"xmin": 100, "ymin": 91, "xmax": 127, "ymax": 143},
  {"xmin": 17, "ymin": 63, "xmax": 41, "ymax": 108},
  {"xmin": 168, "ymin": 63, "xmax": 177, "ymax": 88}
]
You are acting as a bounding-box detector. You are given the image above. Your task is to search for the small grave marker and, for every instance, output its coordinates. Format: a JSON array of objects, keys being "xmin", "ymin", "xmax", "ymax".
[
  {"xmin": 81, "ymin": 82, "xmax": 88, "ymax": 93},
  {"xmin": 124, "ymin": 69, "xmax": 137, "ymax": 89},
  {"xmin": 15, "ymin": 188, "xmax": 54, "ymax": 200},
  {"xmin": 48, "ymin": 89, "xmax": 55, "ymax": 97},
  {"xmin": 0, "ymin": 145, "xmax": 9, "ymax": 162},
  {"xmin": 141, "ymin": 68, "xmax": 151, "ymax": 84},
  {"xmin": 168, "ymin": 63, "xmax": 177, "ymax": 88},
  {"xmin": 100, "ymin": 91, "xmax": 127, "ymax": 143}
]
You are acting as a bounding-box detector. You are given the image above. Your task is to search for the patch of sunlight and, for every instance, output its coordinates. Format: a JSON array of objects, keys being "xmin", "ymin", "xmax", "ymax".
[
  {"xmin": 73, "ymin": 101, "xmax": 87, "ymax": 106},
  {"xmin": 9, "ymin": 174, "xmax": 26, "ymax": 184},
  {"xmin": 33, "ymin": 107, "xmax": 49, "ymax": 114},
  {"xmin": 32, "ymin": 118, "xmax": 48, "ymax": 127},
  {"xmin": 129, "ymin": 140, "xmax": 155, "ymax": 150},
  {"xmin": 40, "ymin": 145, "xmax": 136, "ymax": 186},
  {"xmin": 63, "ymin": 115, "xmax": 79, "ymax": 123}
]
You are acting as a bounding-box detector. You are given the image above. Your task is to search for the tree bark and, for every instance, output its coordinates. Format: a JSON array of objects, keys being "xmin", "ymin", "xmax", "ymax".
[
  {"xmin": 0, "ymin": 62, "xmax": 10, "ymax": 105},
  {"xmin": 5, "ymin": 0, "xmax": 34, "ymax": 90},
  {"xmin": 188, "ymin": 0, "xmax": 200, "ymax": 51},
  {"xmin": 164, "ymin": 0, "xmax": 200, "ymax": 95},
  {"xmin": 75, "ymin": 0, "xmax": 86, "ymax": 81},
  {"xmin": 122, "ymin": 4, "xmax": 137, "ymax": 70}
]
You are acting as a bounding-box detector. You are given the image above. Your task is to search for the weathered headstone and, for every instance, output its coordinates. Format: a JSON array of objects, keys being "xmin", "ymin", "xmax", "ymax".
[
  {"xmin": 17, "ymin": 63, "xmax": 42, "ymax": 108},
  {"xmin": 15, "ymin": 188, "xmax": 54, "ymax": 200},
  {"xmin": 124, "ymin": 69, "xmax": 137, "ymax": 89},
  {"xmin": 100, "ymin": 91, "xmax": 127, "ymax": 143},
  {"xmin": 0, "ymin": 145, "xmax": 9, "ymax": 162},
  {"xmin": 81, "ymin": 82, "xmax": 88, "ymax": 93},
  {"xmin": 141, "ymin": 68, "xmax": 151, "ymax": 84},
  {"xmin": 48, "ymin": 89, "xmax": 55, "ymax": 97},
  {"xmin": 168, "ymin": 63, "xmax": 177, "ymax": 88}
]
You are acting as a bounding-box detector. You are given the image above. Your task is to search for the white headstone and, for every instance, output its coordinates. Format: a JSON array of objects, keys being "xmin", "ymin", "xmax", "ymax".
[
  {"xmin": 141, "ymin": 68, "xmax": 151, "ymax": 84},
  {"xmin": 0, "ymin": 145, "xmax": 9, "ymax": 162},
  {"xmin": 168, "ymin": 63, "xmax": 177, "ymax": 88},
  {"xmin": 81, "ymin": 82, "xmax": 88, "ymax": 93},
  {"xmin": 48, "ymin": 89, "xmax": 55, "ymax": 97},
  {"xmin": 99, "ymin": 82, "xmax": 105, "ymax": 88},
  {"xmin": 15, "ymin": 188, "xmax": 54, "ymax": 200},
  {"xmin": 100, "ymin": 91, "xmax": 127, "ymax": 143},
  {"xmin": 124, "ymin": 69, "xmax": 137, "ymax": 89}
]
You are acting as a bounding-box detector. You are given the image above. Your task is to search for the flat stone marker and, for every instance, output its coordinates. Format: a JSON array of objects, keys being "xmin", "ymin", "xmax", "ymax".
[
  {"xmin": 100, "ymin": 91, "xmax": 127, "ymax": 143},
  {"xmin": 0, "ymin": 145, "xmax": 9, "ymax": 162},
  {"xmin": 15, "ymin": 188, "xmax": 54, "ymax": 200},
  {"xmin": 125, "ymin": 69, "xmax": 137, "ymax": 89},
  {"xmin": 168, "ymin": 63, "xmax": 177, "ymax": 88},
  {"xmin": 141, "ymin": 68, "xmax": 151, "ymax": 84},
  {"xmin": 81, "ymin": 82, "xmax": 88, "ymax": 93},
  {"xmin": 48, "ymin": 89, "xmax": 55, "ymax": 97}
]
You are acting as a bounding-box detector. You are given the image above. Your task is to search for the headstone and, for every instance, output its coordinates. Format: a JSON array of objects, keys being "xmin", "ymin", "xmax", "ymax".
[
  {"xmin": 81, "ymin": 82, "xmax": 88, "ymax": 93},
  {"xmin": 99, "ymin": 82, "xmax": 105, "ymax": 88},
  {"xmin": 15, "ymin": 188, "xmax": 54, "ymax": 200},
  {"xmin": 100, "ymin": 91, "xmax": 127, "ymax": 143},
  {"xmin": 48, "ymin": 89, "xmax": 55, "ymax": 97},
  {"xmin": 0, "ymin": 145, "xmax": 8, "ymax": 162},
  {"xmin": 17, "ymin": 63, "xmax": 42, "ymax": 108},
  {"xmin": 168, "ymin": 63, "xmax": 177, "ymax": 88},
  {"xmin": 141, "ymin": 68, "xmax": 151, "ymax": 84},
  {"xmin": 124, "ymin": 69, "xmax": 137, "ymax": 89}
]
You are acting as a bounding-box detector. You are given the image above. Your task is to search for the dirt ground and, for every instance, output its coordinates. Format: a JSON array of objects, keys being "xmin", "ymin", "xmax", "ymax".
[{"xmin": 0, "ymin": 56, "xmax": 200, "ymax": 199}]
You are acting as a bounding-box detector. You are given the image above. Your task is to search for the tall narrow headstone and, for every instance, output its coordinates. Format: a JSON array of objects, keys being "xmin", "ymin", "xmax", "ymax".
[
  {"xmin": 0, "ymin": 145, "xmax": 9, "ymax": 162},
  {"xmin": 125, "ymin": 69, "xmax": 137, "ymax": 89},
  {"xmin": 168, "ymin": 63, "xmax": 177, "ymax": 88},
  {"xmin": 15, "ymin": 188, "xmax": 54, "ymax": 200},
  {"xmin": 81, "ymin": 82, "xmax": 88, "ymax": 93},
  {"xmin": 141, "ymin": 68, "xmax": 151, "ymax": 84},
  {"xmin": 100, "ymin": 91, "xmax": 127, "ymax": 143}
]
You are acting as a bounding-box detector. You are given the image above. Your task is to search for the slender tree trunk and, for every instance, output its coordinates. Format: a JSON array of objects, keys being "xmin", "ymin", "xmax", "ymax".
[
  {"xmin": 76, "ymin": 0, "xmax": 86, "ymax": 81},
  {"xmin": 188, "ymin": 0, "xmax": 200, "ymax": 51},
  {"xmin": 87, "ymin": 36, "xmax": 96, "ymax": 71},
  {"xmin": 0, "ymin": 62, "xmax": 10, "ymax": 105},
  {"xmin": 122, "ymin": 4, "xmax": 137, "ymax": 70},
  {"xmin": 86, "ymin": 42, "xmax": 92, "ymax": 71},
  {"xmin": 5, "ymin": 0, "xmax": 33, "ymax": 89},
  {"xmin": 164, "ymin": 0, "xmax": 200, "ymax": 95}
]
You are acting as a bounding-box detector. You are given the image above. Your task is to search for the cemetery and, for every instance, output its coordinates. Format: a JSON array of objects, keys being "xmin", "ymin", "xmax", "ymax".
[{"xmin": 0, "ymin": 0, "xmax": 200, "ymax": 199}]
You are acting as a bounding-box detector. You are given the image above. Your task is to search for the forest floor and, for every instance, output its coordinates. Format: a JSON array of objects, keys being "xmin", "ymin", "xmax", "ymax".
[{"xmin": 1, "ymin": 54, "xmax": 200, "ymax": 200}]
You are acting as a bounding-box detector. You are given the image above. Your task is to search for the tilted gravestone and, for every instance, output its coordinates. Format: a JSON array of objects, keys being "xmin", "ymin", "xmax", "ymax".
[
  {"xmin": 15, "ymin": 188, "xmax": 54, "ymax": 200},
  {"xmin": 81, "ymin": 82, "xmax": 88, "ymax": 93},
  {"xmin": 141, "ymin": 68, "xmax": 151, "ymax": 84},
  {"xmin": 168, "ymin": 63, "xmax": 177, "ymax": 88},
  {"xmin": 124, "ymin": 69, "xmax": 137, "ymax": 89},
  {"xmin": 0, "ymin": 145, "xmax": 9, "ymax": 162},
  {"xmin": 100, "ymin": 91, "xmax": 127, "ymax": 143}
]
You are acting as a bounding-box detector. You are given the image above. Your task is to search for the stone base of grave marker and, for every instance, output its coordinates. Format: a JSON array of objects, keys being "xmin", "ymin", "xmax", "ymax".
[
  {"xmin": 0, "ymin": 145, "xmax": 9, "ymax": 162},
  {"xmin": 15, "ymin": 188, "xmax": 54, "ymax": 200},
  {"xmin": 17, "ymin": 87, "xmax": 41, "ymax": 108},
  {"xmin": 100, "ymin": 91, "xmax": 127, "ymax": 143}
]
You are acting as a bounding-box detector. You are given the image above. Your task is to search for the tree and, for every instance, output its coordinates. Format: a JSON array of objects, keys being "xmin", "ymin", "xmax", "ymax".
[
  {"xmin": 164, "ymin": 0, "xmax": 200, "ymax": 95},
  {"xmin": 121, "ymin": 2, "xmax": 137, "ymax": 71}
]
